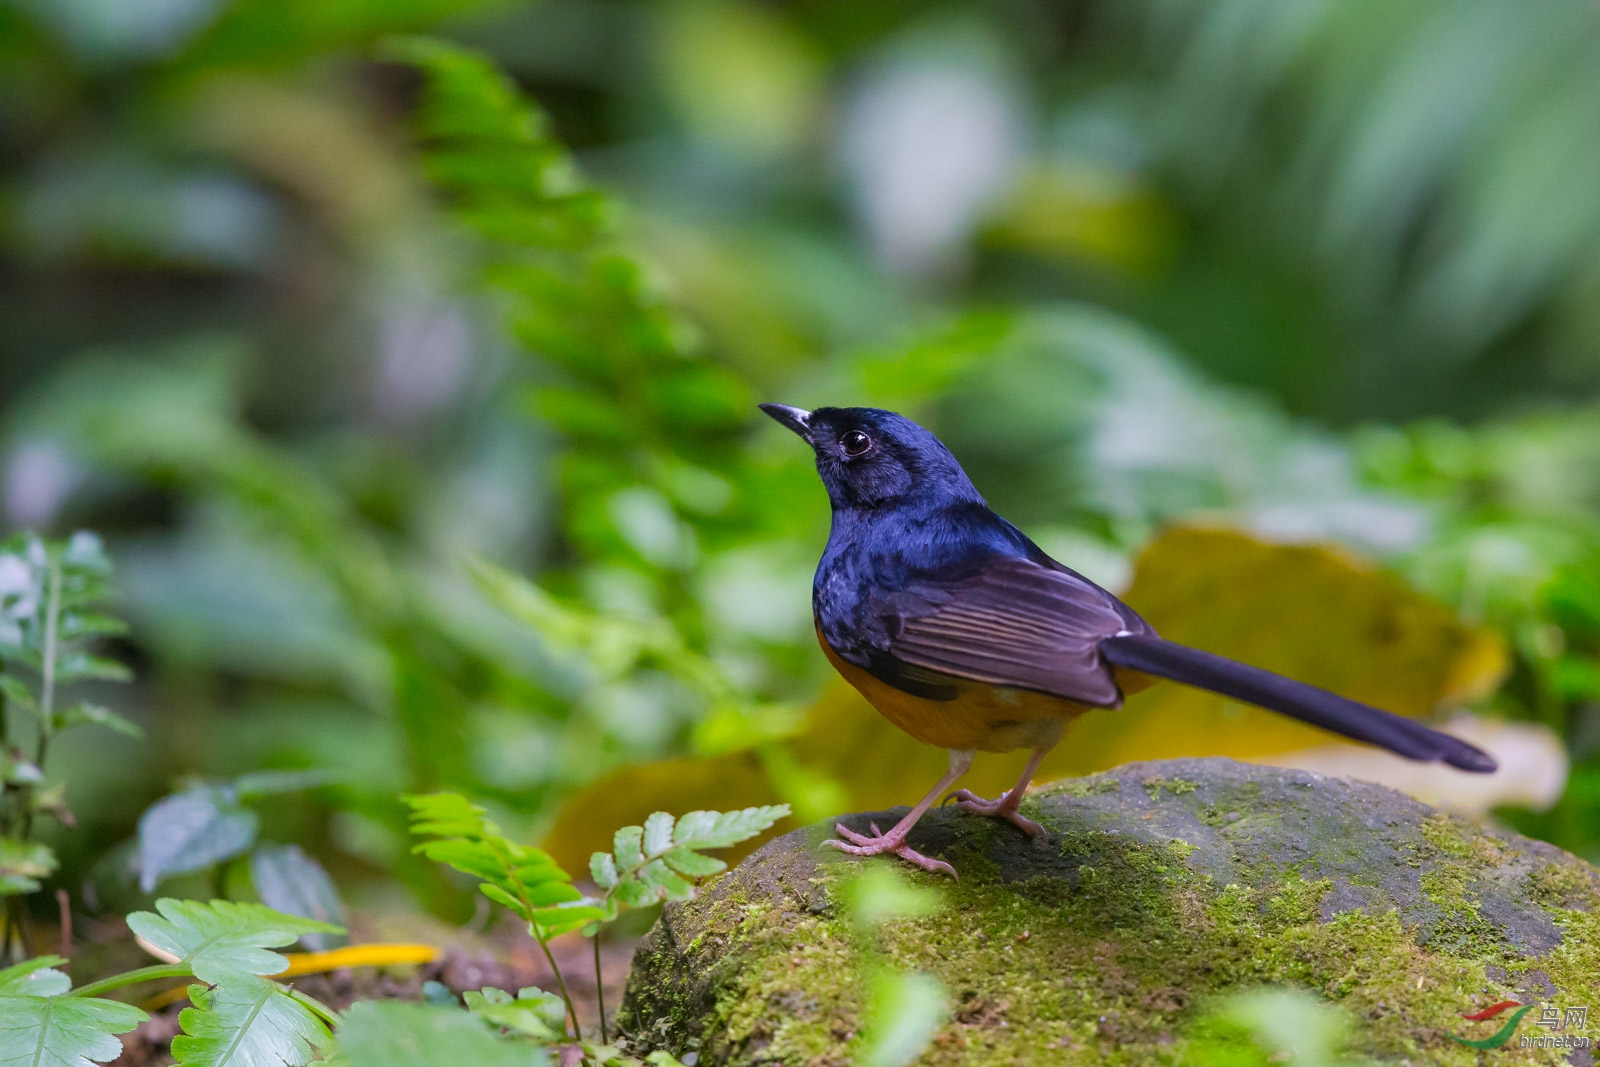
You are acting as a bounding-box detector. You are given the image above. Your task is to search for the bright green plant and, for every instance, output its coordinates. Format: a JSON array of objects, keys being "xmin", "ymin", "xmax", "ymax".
[
  {"xmin": 1, "ymin": 899, "xmax": 340, "ymax": 1067},
  {"xmin": 406, "ymin": 790, "xmax": 786, "ymax": 1055},
  {"xmin": 0, "ymin": 531, "xmax": 134, "ymax": 959}
]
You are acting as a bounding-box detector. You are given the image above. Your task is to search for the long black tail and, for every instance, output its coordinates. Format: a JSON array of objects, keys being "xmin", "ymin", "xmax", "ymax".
[{"xmin": 1099, "ymin": 634, "xmax": 1496, "ymax": 773}]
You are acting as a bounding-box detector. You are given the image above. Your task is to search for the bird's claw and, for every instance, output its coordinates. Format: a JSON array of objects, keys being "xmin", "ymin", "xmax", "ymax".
[
  {"xmin": 821, "ymin": 822, "xmax": 957, "ymax": 879},
  {"xmin": 943, "ymin": 789, "xmax": 1044, "ymax": 838}
]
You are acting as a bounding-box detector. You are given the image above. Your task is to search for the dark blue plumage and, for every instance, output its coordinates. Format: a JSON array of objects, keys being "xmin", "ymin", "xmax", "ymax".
[{"xmin": 760, "ymin": 401, "xmax": 1496, "ymax": 877}]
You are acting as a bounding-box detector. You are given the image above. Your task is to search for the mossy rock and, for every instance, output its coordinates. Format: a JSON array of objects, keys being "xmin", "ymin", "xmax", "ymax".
[{"xmin": 620, "ymin": 758, "xmax": 1600, "ymax": 1065}]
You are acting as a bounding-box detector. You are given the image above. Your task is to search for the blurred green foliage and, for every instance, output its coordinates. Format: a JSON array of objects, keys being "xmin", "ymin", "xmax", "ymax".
[{"xmin": 2, "ymin": 0, "xmax": 1600, "ymax": 951}]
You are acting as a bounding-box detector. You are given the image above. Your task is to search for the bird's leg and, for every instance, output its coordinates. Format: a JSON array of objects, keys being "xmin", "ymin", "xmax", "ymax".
[
  {"xmin": 822, "ymin": 749, "xmax": 974, "ymax": 878},
  {"xmin": 945, "ymin": 744, "xmax": 1052, "ymax": 837}
]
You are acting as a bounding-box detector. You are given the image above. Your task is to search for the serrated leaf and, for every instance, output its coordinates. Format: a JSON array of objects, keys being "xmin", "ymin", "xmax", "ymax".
[
  {"xmin": 172, "ymin": 975, "xmax": 329, "ymax": 1067},
  {"xmin": 613, "ymin": 877, "xmax": 658, "ymax": 909},
  {"xmin": 672, "ymin": 806, "xmax": 789, "ymax": 850},
  {"xmin": 661, "ymin": 846, "xmax": 725, "ymax": 879},
  {"xmin": 466, "ymin": 985, "xmax": 566, "ymax": 1040},
  {"xmin": 127, "ymin": 899, "xmax": 342, "ymax": 984},
  {"xmin": 0, "ymin": 837, "xmax": 57, "ymax": 895},
  {"xmin": 642, "ymin": 811, "xmax": 675, "ymax": 856},
  {"xmin": 249, "ymin": 844, "xmax": 347, "ymax": 951},
  {"xmin": 334, "ymin": 999, "xmax": 550, "ymax": 1067},
  {"xmin": 636, "ymin": 859, "xmax": 694, "ymax": 901},
  {"xmin": 404, "ymin": 792, "xmax": 498, "ymax": 839},
  {"xmin": 527, "ymin": 901, "xmax": 605, "ymax": 938},
  {"xmin": 0, "ymin": 956, "xmax": 70, "ymax": 996},
  {"xmin": 137, "ymin": 787, "xmax": 259, "ymax": 891},
  {"xmin": 413, "ymin": 839, "xmax": 506, "ymax": 882},
  {"xmin": 0, "ymin": 994, "xmax": 146, "ymax": 1067},
  {"xmin": 590, "ymin": 851, "xmax": 619, "ymax": 889},
  {"xmin": 51, "ymin": 703, "xmax": 142, "ymax": 739},
  {"xmin": 478, "ymin": 883, "xmax": 527, "ymax": 918},
  {"xmin": 612, "ymin": 825, "xmax": 644, "ymax": 872}
]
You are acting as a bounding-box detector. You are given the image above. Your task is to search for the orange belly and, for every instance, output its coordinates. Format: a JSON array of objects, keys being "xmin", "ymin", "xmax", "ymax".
[{"xmin": 817, "ymin": 627, "xmax": 1102, "ymax": 753}]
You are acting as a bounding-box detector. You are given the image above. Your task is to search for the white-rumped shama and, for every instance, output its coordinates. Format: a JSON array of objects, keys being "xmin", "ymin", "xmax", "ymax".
[{"xmin": 762, "ymin": 403, "xmax": 1496, "ymax": 877}]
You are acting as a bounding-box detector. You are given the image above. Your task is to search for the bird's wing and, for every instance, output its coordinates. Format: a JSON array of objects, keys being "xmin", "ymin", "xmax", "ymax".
[{"xmin": 873, "ymin": 556, "xmax": 1143, "ymax": 707}]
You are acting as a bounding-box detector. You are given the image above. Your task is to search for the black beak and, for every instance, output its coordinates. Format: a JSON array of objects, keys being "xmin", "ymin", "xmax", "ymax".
[{"xmin": 759, "ymin": 403, "xmax": 813, "ymax": 443}]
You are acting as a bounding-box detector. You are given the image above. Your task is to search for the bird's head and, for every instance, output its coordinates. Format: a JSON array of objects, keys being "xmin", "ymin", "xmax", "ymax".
[{"xmin": 760, "ymin": 404, "xmax": 982, "ymax": 511}]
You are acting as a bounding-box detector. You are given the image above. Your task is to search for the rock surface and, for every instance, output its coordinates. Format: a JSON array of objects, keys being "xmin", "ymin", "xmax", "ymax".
[{"xmin": 621, "ymin": 758, "xmax": 1600, "ymax": 1065}]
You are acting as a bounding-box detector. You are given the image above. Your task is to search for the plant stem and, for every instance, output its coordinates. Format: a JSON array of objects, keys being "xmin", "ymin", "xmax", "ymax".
[
  {"xmin": 286, "ymin": 985, "xmax": 342, "ymax": 1028},
  {"xmin": 533, "ymin": 934, "xmax": 580, "ymax": 1039},
  {"xmin": 593, "ymin": 927, "xmax": 607, "ymax": 1043},
  {"xmin": 21, "ymin": 558, "xmax": 62, "ymax": 841},
  {"xmin": 498, "ymin": 849, "xmax": 580, "ymax": 1039},
  {"xmin": 69, "ymin": 963, "xmax": 193, "ymax": 998}
]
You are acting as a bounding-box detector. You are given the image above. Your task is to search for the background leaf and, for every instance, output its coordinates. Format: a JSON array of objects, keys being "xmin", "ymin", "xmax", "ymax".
[
  {"xmin": 137, "ymin": 788, "xmax": 259, "ymax": 892},
  {"xmin": 249, "ymin": 844, "xmax": 348, "ymax": 951}
]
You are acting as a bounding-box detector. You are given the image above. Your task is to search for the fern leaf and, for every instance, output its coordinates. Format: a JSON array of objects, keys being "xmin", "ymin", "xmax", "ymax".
[
  {"xmin": 0, "ymin": 995, "xmax": 146, "ymax": 1067},
  {"xmin": 674, "ymin": 806, "xmax": 790, "ymax": 850},
  {"xmin": 171, "ymin": 976, "xmax": 329, "ymax": 1067},
  {"xmin": 595, "ymin": 804, "xmax": 789, "ymax": 915},
  {"xmin": 404, "ymin": 792, "xmax": 599, "ymax": 940},
  {"xmin": 126, "ymin": 899, "xmax": 342, "ymax": 984}
]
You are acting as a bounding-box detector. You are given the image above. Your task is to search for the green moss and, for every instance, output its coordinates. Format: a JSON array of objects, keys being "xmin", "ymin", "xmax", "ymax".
[
  {"xmin": 624, "ymin": 763, "xmax": 1600, "ymax": 1066},
  {"xmin": 1141, "ymin": 776, "xmax": 1199, "ymax": 801}
]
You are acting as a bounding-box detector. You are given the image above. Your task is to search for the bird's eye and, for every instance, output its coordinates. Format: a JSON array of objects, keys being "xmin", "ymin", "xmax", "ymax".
[{"xmin": 840, "ymin": 430, "xmax": 872, "ymax": 457}]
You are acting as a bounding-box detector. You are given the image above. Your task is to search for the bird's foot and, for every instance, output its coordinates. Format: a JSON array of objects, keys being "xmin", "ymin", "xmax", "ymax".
[
  {"xmin": 944, "ymin": 789, "xmax": 1044, "ymax": 837},
  {"xmin": 821, "ymin": 822, "xmax": 957, "ymax": 879}
]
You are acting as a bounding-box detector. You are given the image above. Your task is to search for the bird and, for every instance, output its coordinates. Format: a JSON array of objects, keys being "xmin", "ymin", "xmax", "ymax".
[{"xmin": 760, "ymin": 403, "xmax": 1497, "ymax": 877}]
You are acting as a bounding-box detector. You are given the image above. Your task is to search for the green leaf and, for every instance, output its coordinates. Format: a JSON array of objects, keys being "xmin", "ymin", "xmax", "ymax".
[
  {"xmin": 0, "ymin": 837, "xmax": 58, "ymax": 895},
  {"xmin": 171, "ymin": 976, "xmax": 330, "ymax": 1067},
  {"xmin": 0, "ymin": 675, "xmax": 36, "ymax": 712},
  {"xmin": 477, "ymin": 884, "xmax": 523, "ymax": 912},
  {"xmin": 660, "ymin": 846, "xmax": 725, "ymax": 879},
  {"xmin": 332, "ymin": 999, "xmax": 551, "ymax": 1067},
  {"xmin": 0, "ymin": 956, "xmax": 71, "ymax": 996},
  {"xmin": 137, "ymin": 787, "xmax": 259, "ymax": 891},
  {"xmin": 635, "ymin": 859, "xmax": 693, "ymax": 901},
  {"xmin": 249, "ymin": 844, "xmax": 347, "ymax": 951},
  {"xmin": 642, "ymin": 811, "xmax": 675, "ymax": 856},
  {"xmin": 404, "ymin": 792, "xmax": 581, "ymax": 942},
  {"xmin": 672, "ymin": 806, "xmax": 789, "ymax": 850},
  {"xmin": 464, "ymin": 986, "xmax": 566, "ymax": 1040},
  {"xmin": 589, "ymin": 851, "xmax": 619, "ymax": 889},
  {"xmin": 613, "ymin": 877, "xmax": 658, "ymax": 910},
  {"xmin": 403, "ymin": 792, "xmax": 499, "ymax": 840},
  {"xmin": 51, "ymin": 703, "xmax": 142, "ymax": 738},
  {"xmin": 862, "ymin": 971, "xmax": 947, "ymax": 1067},
  {"xmin": 127, "ymin": 899, "xmax": 343, "ymax": 984},
  {"xmin": 612, "ymin": 825, "xmax": 644, "ymax": 872},
  {"xmin": 0, "ymin": 994, "xmax": 146, "ymax": 1067},
  {"xmin": 525, "ymin": 901, "xmax": 604, "ymax": 938},
  {"xmin": 53, "ymin": 653, "xmax": 132, "ymax": 684}
]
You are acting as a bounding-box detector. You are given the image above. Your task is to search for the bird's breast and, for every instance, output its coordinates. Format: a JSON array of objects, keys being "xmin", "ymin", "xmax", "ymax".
[{"xmin": 816, "ymin": 625, "xmax": 1087, "ymax": 753}]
